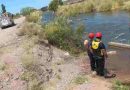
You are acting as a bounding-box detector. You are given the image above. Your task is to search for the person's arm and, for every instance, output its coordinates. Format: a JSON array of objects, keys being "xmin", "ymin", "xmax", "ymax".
[
  {"xmin": 100, "ymin": 43, "xmax": 108, "ymax": 58},
  {"xmin": 84, "ymin": 40, "xmax": 88, "ymax": 50},
  {"xmin": 101, "ymin": 49, "xmax": 108, "ymax": 58}
]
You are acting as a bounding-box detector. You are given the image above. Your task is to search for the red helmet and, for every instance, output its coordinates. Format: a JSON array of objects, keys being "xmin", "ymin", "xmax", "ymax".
[
  {"xmin": 88, "ymin": 32, "xmax": 95, "ymax": 39},
  {"xmin": 96, "ymin": 32, "xmax": 102, "ymax": 38}
]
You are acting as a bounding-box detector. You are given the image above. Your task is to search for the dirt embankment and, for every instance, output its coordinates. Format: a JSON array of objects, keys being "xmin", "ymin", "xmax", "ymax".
[{"xmin": 0, "ymin": 17, "xmax": 112, "ymax": 90}]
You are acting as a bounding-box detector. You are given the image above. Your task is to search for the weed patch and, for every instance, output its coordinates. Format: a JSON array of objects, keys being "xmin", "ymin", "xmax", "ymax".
[
  {"xmin": 113, "ymin": 80, "xmax": 130, "ymax": 90},
  {"xmin": 72, "ymin": 75, "xmax": 88, "ymax": 85}
]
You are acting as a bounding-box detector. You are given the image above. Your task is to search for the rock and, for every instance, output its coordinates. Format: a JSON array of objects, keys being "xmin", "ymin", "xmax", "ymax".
[{"xmin": 64, "ymin": 52, "xmax": 70, "ymax": 56}]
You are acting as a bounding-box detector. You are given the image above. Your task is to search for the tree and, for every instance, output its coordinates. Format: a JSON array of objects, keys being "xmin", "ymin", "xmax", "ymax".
[
  {"xmin": 49, "ymin": 0, "xmax": 63, "ymax": 12},
  {"xmin": 20, "ymin": 7, "xmax": 35, "ymax": 16},
  {"xmin": 59, "ymin": 0, "xmax": 63, "ymax": 5}
]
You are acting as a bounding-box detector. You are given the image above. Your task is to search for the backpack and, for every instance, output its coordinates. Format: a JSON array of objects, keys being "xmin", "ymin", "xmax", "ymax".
[
  {"xmin": 91, "ymin": 40, "xmax": 103, "ymax": 57},
  {"xmin": 92, "ymin": 40, "xmax": 100, "ymax": 50}
]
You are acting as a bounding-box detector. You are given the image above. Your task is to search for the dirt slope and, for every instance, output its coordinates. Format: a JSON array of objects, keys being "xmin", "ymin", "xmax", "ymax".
[{"xmin": 0, "ymin": 17, "xmax": 112, "ymax": 90}]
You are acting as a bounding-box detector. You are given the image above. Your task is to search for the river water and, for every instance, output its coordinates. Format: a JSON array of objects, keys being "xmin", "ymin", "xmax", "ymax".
[
  {"xmin": 70, "ymin": 11, "xmax": 130, "ymax": 45},
  {"xmin": 42, "ymin": 11, "xmax": 130, "ymax": 82}
]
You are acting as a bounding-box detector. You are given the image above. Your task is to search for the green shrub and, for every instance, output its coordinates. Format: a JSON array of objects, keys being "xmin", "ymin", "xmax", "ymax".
[{"xmin": 43, "ymin": 17, "xmax": 85, "ymax": 54}]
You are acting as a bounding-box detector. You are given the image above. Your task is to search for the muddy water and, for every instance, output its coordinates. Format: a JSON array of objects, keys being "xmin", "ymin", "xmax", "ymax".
[{"xmin": 106, "ymin": 47, "xmax": 130, "ymax": 82}]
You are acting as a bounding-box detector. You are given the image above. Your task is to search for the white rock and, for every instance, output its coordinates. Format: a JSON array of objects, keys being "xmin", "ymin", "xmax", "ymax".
[{"xmin": 64, "ymin": 52, "xmax": 69, "ymax": 56}]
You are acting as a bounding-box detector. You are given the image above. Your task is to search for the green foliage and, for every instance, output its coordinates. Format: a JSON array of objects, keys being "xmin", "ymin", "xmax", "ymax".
[
  {"xmin": 20, "ymin": 7, "xmax": 35, "ymax": 16},
  {"xmin": 59, "ymin": 0, "xmax": 63, "ymax": 5},
  {"xmin": 49, "ymin": 0, "xmax": 59, "ymax": 12},
  {"xmin": 49, "ymin": 0, "xmax": 63, "ymax": 12},
  {"xmin": 113, "ymin": 80, "xmax": 130, "ymax": 90},
  {"xmin": 43, "ymin": 17, "xmax": 85, "ymax": 54}
]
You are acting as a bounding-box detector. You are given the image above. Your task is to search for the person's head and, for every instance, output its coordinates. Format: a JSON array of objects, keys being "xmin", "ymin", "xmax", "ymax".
[
  {"xmin": 96, "ymin": 32, "xmax": 102, "ymax": 40},
  {"xmin": 88, "ymin": 32, "xmax": 95, "ymax": 40}
]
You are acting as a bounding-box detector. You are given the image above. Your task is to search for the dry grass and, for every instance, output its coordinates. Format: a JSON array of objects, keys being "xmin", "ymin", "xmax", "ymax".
[
  {"xmin": 17, "ymin": 22, "xmax": 42, "ymax": 37},
  {"xmin": 72, "ymin": 75, "xmax": 88, "ymax": 85},
  {"xmin": 26, "ymin": 11, "xmax": 42, "ymax": 23},
  {"xmin": 57, "ymin": 1, "xmax": 94, "ymax": 16},
  {"xmin": 21, "ymin": 52, "xmax": 36, "ymax": 69},
  {"xmin": 123, "ymin": 1, "xmax": 130, "ymax": 11},
  {"xmin": 66, "ymin": 75, "xmax": 88, "ymax": 90}
]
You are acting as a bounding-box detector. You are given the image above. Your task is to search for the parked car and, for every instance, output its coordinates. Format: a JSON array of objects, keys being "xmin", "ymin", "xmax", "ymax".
[{"xmin": 0, "ymin": 13, "xmax": 15, "ymax": 29}]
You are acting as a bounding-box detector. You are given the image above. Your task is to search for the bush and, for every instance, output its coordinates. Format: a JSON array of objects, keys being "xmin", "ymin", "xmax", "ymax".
[
  {"xmin": 21, "ymin": 7, "xmax": 35, "ymax": 16},
  {"xmin": 17, "ymin": 22, "xmax": 42, "ymax": 37},
  {"xmin": 26, "ymin": 11, "xmax": 42, "ymax": 23},
  {"xmin": 21, "ymin": 52, "xmax": 36, "ymax": 70},
  {"xmin": 43, "ymin": 17, "xmax": 85, "ymax": 54}
]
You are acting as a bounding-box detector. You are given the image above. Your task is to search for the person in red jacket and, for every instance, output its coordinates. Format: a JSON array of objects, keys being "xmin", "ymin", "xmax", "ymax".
[{"xmin": 84, "ymin": 33, "xmax": 96, "ymax": 72}]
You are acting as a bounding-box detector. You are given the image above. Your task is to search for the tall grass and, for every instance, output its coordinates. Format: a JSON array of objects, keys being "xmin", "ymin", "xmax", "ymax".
[
  {"xmin": 57, "ymin": 1, "xmax": 94, "ymax": 16},
  {"xmin": 97, "ymin": 0, "xmax": 112, "ymax": 12},
  {"xmin": 57, "ymin": 0, "xmax": 128, "ymax": 17},
  {"xmin": 123, "ymin": 1, "xmax": 130, "ymax": 11}
]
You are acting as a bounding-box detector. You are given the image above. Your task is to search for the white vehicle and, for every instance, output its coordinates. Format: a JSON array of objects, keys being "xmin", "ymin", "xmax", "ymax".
[{"xmin": 0, "ymin": 14, "xmax": 15, "ymax": 29}]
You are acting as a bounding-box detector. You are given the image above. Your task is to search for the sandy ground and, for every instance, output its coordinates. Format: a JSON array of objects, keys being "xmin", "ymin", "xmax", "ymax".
[{"xmin": 0, "ymin": 17, "xmax": 27, "ymax": 90}]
